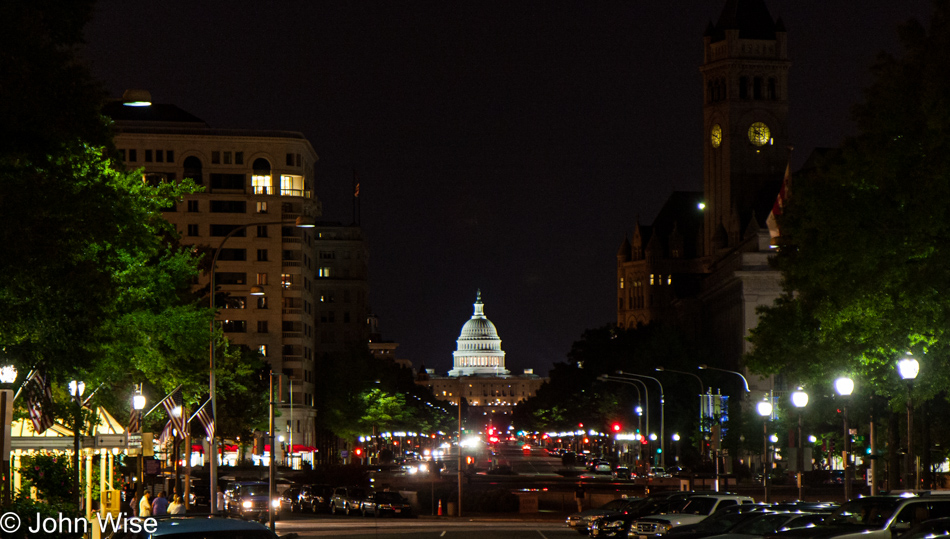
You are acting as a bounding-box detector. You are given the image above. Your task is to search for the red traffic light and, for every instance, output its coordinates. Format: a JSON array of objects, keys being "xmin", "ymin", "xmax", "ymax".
[
  {"xmin": 354, "ymin": 447, "xmax": 363, "ymax": 456},
  {"xmin": 612, "ymin": 423, "xmax": 622, "ymax": 432}
]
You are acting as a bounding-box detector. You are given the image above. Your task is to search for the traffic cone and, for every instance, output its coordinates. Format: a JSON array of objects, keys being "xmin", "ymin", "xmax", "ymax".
[{"xmin": 438, "ymin": 499, "xmax": 443, "ymax": 516}]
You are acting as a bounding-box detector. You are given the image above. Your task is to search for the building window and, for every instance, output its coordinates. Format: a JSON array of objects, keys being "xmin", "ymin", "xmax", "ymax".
[
  {"xmin": 257, "ymin": 296, "xmax": 268, "ymax": 309},
  {"xmin": 221, "ymin": 320, "xmax": 246, "ymax": 333},
  {"xmin": 211, "ymin": 151, "xmax": 220, "ymax": 164},
  {"xmin": 257, "ymin": 249, "xmax": 268, "ymax": 261},
  {"xmin": 281, "ymin": 273, "xmax": 293, "ymax": 288},
  {"xmin": 257, "ymin": 201, "xmax": 267, "ymax": 213},
  {"xmin": 183, "ymin": 156, "xmax": 202, "ymax": 185},
  {"xmin": 667, "ymin": 275, "xmax": 672, "ymax": 285},
  {"xmin": 252, "ymin": 158, "xmax": 271, "ymax": 194},
  {"xmin": 187, "ymin": 200, "xmax": 199, "ymax": 212},
  {"xmin": 235, "ymin": 151, "xmax": 244, "ymax": 164},
  {"xmin": 145, "ymin": 149, "xmax": 153, "ymax": 162},
  {"xmin": 343, "ymin": 312, "xmax": 351, "ymax": 323},
  {"xmin": 319, "ymin": 251, "xmax": 335, "ymax": 260},
  {"xmin": 224, "ymin": 297, "xmax": 246, "ymax": 309},
  {"xmin": 286, "ymin": 153, "xmax": 295, "ymax": 166},
  {"xmin": 254, "ymin": 225, "xmax": 267, "ymax": 238},
  {"xmin": 753, "ymin": 77, "xmax": 763, "ymax": 99},
  {"xmin": 619, "ymin": 277, "xmax": 624, "ymax": 289},
  {"xmin": 128, "ymin": 149, "xmax": 137, "ymax": 162},
  {"xmin": 280, "ymin": 175, "xmax": 305, "ymax": 197},
  {"xmin": 224, "ymin": 151, "xmax": 232, "ymax": 164},
  {"xmin": 650, "ymin": 274, "xmax": 655, "ymax": 285},
  {"xmin": 318, "ymin": 267, "xmax": 331, "ymax": 278},
  {"xmin": 257, "ymin": 320, "xmax": 268, "ymax": 333},
  {"xmin": 258, "ymin": 344, "xmax": 267, "ymax": 357},
  {"xmin": 210, "ymin": 200, "xmax": 247, "ymax": 213},
  {"xmin": 215, "ymin": 272, "xmax": 246, "ymax": 285},
  {"xmin": 166, "ymin": 150, "xmax": 174, "ymax": 162},
  {"xmin": 257, "ymin": 273, "xmax": 267, "ymax": 285},
  {"xmin": 739, "ymin": 76, "xmax": 749, "ymax": 99},
  {"xmin": 187, "ymin": 224, "xmax": 199, "ymax": 236}
]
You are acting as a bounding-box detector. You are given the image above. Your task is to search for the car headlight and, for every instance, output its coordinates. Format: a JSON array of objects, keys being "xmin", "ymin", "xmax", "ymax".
[
  {"xmin": 605, "ymin": 520, "xmax": 625, "ymax": 528},
  {"xmin": 242, "ymin": 500, "xmax": 253, "ymax": 509},
  {"xmin": 587, "ymin": 514, "xmax": 605, "ymax": 521},
  {"xmin": 272, "ymin": 499, "xmax": 281, "ymax": 508}
]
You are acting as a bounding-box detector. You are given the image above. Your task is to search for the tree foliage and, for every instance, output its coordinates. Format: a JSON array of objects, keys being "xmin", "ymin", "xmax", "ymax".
[{"xmin": 747, "ymin": 1, "xmax": 950, "ymax": 407}]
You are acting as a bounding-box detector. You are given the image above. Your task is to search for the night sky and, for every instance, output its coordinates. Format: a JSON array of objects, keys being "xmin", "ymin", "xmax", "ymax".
[{"xmin": 82, "ymin": 1, "xmax": 933, "ymax": 376}]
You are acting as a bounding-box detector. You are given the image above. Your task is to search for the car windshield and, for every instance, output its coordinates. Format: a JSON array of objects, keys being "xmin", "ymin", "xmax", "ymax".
[
  {"xmin": 679, "ymin": 498, "xmax": 718, "ymax": 515},
  {"xmin": 830, "ymin": 498, "xmax": 902, "ymax": 526},
  {"xmin": 601, "ymin": 499, "xmax": 631, "ymax": 511},
  {"xmin": 241, "ymin": 485, "xmax": 268, "ymax": 496}
]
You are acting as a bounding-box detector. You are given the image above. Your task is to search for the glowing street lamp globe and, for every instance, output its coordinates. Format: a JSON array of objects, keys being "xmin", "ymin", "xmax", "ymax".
[
  {"xmin": 834, "ymin": 377, "xmax": 854, "ymax": 396},
  {"xmin": 898, "ymin": 357, "xmax": 920, "ymax": 381},
  {"xmin": 0, "ymin": 365, "xmax": 16, "ymax": 384},
  {"xmin": 756, "ymin": 401, "xmax": 772, "ymax": 418},
  {"xmin": 791, "ymin": 388, "xmax": 808, "ymax": 409}
]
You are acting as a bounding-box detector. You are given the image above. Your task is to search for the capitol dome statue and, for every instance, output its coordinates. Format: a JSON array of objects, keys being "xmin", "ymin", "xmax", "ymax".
[{"xmin": 448, "ymin": 290, "xmax": 510, "ymax": 377}]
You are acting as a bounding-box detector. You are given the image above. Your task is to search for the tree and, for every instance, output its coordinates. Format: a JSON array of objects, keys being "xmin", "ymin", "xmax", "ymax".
[{"xmin": 747, "ymin": 2, "xmax": 950, "ymax": 404}]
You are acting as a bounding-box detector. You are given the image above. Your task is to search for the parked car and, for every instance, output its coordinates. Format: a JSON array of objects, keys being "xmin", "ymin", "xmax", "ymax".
[
  {"xmin": 298, "ymin": 484, "xmax": 334, "ymax": 513},
  {"xmin": 613, "ymin": 466, "xmax": 633, "ymax": 480},
  {"xmin": 223, "ymin": 481, "xmax": 279, "ymax": 522},
  {"xmin": 631, "ymin": 494, "xmax": 757, "ymax": 537},
  {"xmin": 330, "ymin": 486, "xmax": 367, "ymax": 516},
  {"xmin": 706, "ymin": 511, "xmax": 830, "ymax": 539},
  {"xmin": 898, "ymin": 516, "xmax": 950, "ymax": 539},
  {"xmin": 280, "ymin": 485, "xmax": 302, "ymax": 512},
  {"xmin": 567, "ymin": 497, "xmax": 644, "ymax": 535},
  {"xmin": 596, "ymin": 499, "xmax": 766, "ymax": 539},
  {"xmin": 768, "ymin": 494, "xmax": 950, "ymax": 539},
  {"xmin": 111, "ymin": 515, "xmax": 281, "ymax": 538},
  {"xmin": 360, "ymin": 491, "xmax": 413, "ymax": 517}
]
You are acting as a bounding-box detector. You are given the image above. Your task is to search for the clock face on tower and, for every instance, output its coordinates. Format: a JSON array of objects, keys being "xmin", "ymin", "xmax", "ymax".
[
  {"xmin": 710, "ymin": 124, "xmax": 722, "ymax": 148},
  {"xmin": 748, "ymin": 122, "xmax": 771, "ymax": 146}
]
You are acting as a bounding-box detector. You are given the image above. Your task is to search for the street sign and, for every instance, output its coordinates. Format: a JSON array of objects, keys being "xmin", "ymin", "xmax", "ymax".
[
  {"xmin": 95, "ymin": 433, "xmax": 127, "ymax": 448},
  {"xmin": 128, "ymin": 433, "xmax": 142, "ymax": 449}
]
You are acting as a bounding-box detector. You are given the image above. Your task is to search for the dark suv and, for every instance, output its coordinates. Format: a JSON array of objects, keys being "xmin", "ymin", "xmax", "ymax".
[
  {"xmin": 299, "ymin": 484, "xmax": 334, "ymax": 513},
  {"xmin": 224, "ymin": 481, "xmax": 276, "ymax": 521}
]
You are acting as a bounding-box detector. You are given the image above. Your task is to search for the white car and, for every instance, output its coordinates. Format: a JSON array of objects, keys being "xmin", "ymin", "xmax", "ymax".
[{"xmin": 632, "ymin": 494, "xmax": 756, "ymax": 536}]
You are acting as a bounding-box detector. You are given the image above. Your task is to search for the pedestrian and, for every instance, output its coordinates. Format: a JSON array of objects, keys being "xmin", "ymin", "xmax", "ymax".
[
  {"xmin": 152, "ymin": 490, "xmax": 169, "ymax": 516},
  {"xmin": 139, "ymin": 491, "xmax": 152, "ymax": 517},
  {"xmin": 167, "ymin": 495, "xmax": 186, "ymax": 515},
  {"xmin": 574, "ymin": 483, "xmax": 585, "ymax": 512}
]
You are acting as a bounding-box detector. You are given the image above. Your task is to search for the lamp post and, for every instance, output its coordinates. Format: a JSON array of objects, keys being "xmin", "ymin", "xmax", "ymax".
[
  {"xmin": 69, "ymin": 379, "xmax": 86, "ymax": 512},
  {"xmin": 834, "ymin": 377, "xmax": 854, "ymax": 501},
  {"xmin": 599, "ymin": 375, "xmax": 650, "ymax": 471},
  {"xmin": 897, "ymin": 356, "xmax": 919, "ymax": 489},
  {"xmin": 756, "ymin": 400, "xmax": 772, "ymax": 503},
  {"xmin": 616, "ymin": 372, "xmax": 665, "ymax": 468},
  {"xmin": 655, "ymin": 367, "xmax": 705, "ymax": 462},
  {"xmin": 791, "ymin": 388, "xmax": 808, "ymax": 501},
  {"xmin": 208, "ymin": 216, "xmax": 313, "ymax": 514},
  {"xmin": 698, "ymin": 364, "xmax": 751, "ymax": 392},
  {"xmin": 132, "ymin": 386, "xmax": 146, "ymax": 504}
]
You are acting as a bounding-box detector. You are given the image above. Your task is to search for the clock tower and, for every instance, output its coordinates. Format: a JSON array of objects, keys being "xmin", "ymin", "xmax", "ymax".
[{"xmin": 701, "ymin": 0, "xmax": 790, "ymax": 255}]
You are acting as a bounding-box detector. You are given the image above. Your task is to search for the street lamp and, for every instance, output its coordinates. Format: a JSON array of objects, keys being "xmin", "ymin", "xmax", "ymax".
[
  {"xmin": 834, "ymin": 377, "xmax": 854, "ymax": 501},
  {"xmin": 208, "ymin": 215, "xmax": 314, "ymax": 514},
  {"xmin": 600, "ymin": 375, "xmax": 651, "ymax": 472},
  {"xmin": 69, "ymin": 379, "xmax": 86, "ymax": 512},
  {"xmin": 898, "ymin": 356, "xmax": 919, "ymax": 489},
  {"xmin": 791, "ymin": 388, "xmax": 808, "ymax": 500},
  {"xmin": 616, "ymin": 372, "xmax": 665, "ymax": 468},
  {"xmin": 756, "ymin": 400, "xmax": 772, "ymax": 503},
  {"xmin": 132, "ymin": 386, "xmax": 146, "ymax": 504},
  {"xmin": 698, "ymin": 364, "xmax": 751, "ymax": 393}
]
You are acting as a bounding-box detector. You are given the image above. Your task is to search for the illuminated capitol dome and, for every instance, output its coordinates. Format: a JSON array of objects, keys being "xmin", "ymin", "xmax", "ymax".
[{"xmin": 448, "ymin": 290, "xmax": 510, "ymax": 377}]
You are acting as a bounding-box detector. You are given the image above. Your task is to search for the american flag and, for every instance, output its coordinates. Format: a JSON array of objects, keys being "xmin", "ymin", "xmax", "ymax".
[
  {"xmin": 159, "ymin": 387, "xmax": 185, "ymax": 436},
  {"xmin": 24, "ymin": 370, "xmax": 54, "ymax": 434},
  {"xmin": 194, "ymin": 398, "xmax": 214, "ymax": 439},
  {"xmin": 158, "ymin": 420, "xmax": 175, "ymax": 447}
]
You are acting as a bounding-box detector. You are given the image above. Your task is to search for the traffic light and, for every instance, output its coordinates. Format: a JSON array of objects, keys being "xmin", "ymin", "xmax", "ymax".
[
  {"xmin": 611, "ymin": 423, "xmax": 622, "ymax": 433},
  {"xmin": 354, "ymin": 447, "xmax": 363, "ymax": 457}
]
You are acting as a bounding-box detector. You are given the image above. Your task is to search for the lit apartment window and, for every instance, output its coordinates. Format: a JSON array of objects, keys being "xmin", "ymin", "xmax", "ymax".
[
  {"xmin": 258, "ymin": 344, "xmax": 267, "ymax": 357},
  {"xmin": 257, "ymin": 296, "xmax": 268, "ymax": 309},
  {"xmin": 257, "ymin": 201, "xmax": 267, "ymax": 213},
  {"xmin": 667, "ymin": 275, "xmax": 672, "ymax": 285},
  {"xmin": 650, "ymin": 274, "xmax": 655, "ymax": 285},
  {"xmin": 281, "ymin": 273, "xmax": 293, "ymax": 288},
  {"xmin": 252, "ymin": 158, "xmax": 271, "ymax": 194},
  {"xmin": 257, "ymin": 273, "xmax": 267, "ymax": 285},
  {"xmin": 620, "ymin": 277, "xmax": 625, "ymax": 289},
  {"xmin": 318, "ymin": 267, "xmax": 331, "ymax": 278},
  {"xmin": 280, "ymin": 175, "xmax": 304, "ymax": 196}
]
